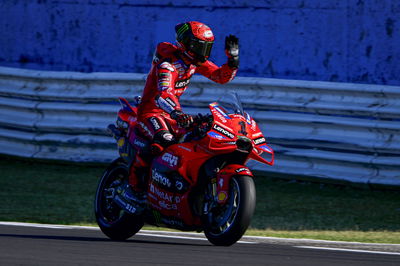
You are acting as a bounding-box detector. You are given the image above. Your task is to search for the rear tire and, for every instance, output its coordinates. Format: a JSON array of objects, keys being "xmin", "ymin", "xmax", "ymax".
[
  {"xmin": 94, "ymin": 158, "xmax": 144, "ymax": 240},
  {"xmin": 204, "ymin": 175, "xmax": 256, "ymax": 246}
]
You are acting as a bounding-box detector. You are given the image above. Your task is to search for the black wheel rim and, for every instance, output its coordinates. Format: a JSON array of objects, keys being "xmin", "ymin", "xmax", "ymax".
[
  {"xmin": 208, "ymin": 178, "xmax": 240, "ymax": 236},
  {"xmin": 96, "ymin": 165, "xmax": 128, "ymax": 225}
]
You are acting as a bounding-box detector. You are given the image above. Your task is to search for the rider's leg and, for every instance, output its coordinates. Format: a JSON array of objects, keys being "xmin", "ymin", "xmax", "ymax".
[{"xmin": 127, "ymin": 115, "xmax": 175, "ymax": 194}]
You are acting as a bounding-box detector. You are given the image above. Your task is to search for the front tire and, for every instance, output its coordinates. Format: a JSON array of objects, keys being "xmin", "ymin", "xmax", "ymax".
[
  {"xmin": 94, "ymin": 158, "xmax": 144, "ymax": 240},
  {"xmin": 204, "ymin": 175, "xmax": 256, "ymax": 246}
]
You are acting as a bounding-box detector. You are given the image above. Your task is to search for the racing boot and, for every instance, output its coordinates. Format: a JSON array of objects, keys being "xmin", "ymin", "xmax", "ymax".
[{"xmin": 114, "ymin": 158, "xmax": 148, "ymax": 214}]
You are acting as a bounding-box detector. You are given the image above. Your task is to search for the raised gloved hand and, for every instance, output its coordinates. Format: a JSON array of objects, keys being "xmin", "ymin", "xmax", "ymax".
[
  {"xmin": 225, "ymin": 34, "xmax": 239, "ymax": 68},
  {"xmin": 170, "ymin": 110, "xmax": 193, "ymax": 128}
]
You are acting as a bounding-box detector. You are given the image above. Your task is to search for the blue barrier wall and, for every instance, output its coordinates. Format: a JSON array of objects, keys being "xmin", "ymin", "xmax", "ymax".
[{"xmin": 0, "ymin": 0, "xmax": 399, "ymax": 85}]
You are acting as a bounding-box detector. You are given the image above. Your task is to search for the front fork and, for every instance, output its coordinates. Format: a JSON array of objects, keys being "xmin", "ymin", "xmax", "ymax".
[{"xmin": 209, "ymin": 164, "xmax": 253, "ymax": 206}]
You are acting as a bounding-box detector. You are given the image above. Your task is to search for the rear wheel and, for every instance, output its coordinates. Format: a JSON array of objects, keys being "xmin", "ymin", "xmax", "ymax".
[
  {"xmin": 94, "ymin": 158, "xmax": 144, "ymax": 240},
  {"xmin": 204, "ymin": 175, "xmax": 256, "ymax": 246}
]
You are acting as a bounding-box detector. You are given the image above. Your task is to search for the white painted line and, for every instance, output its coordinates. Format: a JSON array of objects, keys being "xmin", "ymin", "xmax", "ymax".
[
  {"xmin": 0, "ymin": 221, "xmax": 98, "ymax": 230},
  {"xmin": 295, "ymin": 246, "xmax": 400, "ymax": 256},
  {"xmin": 2, "ymin": 222, "xmax": 399, "ymax": 247},
  {"xmin": 244, "ymin": 235, "xmax": 400, "ymax": 247},
  {"xmin": 0, "ymin": 222, "xmax": 255, "ymax": 244},
  {"xmin": 137, "ymin": 232, "xmax": 255, "ymax": 244}
]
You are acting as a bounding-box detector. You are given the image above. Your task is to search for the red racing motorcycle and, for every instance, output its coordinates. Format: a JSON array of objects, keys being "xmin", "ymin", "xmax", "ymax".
[{"xmin": 94, "ymin": 92, "xmax": 274, "ymax": 246}]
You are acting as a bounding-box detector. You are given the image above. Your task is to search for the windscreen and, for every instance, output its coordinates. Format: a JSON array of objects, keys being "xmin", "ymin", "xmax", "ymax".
[{"xmin": 217, "ymin": 92, "xmax": 245, "ymax": 117}]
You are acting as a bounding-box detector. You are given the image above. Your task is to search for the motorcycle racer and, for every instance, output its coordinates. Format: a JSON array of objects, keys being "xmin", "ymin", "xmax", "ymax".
[{"xmin": 122, "ymin": 21, "xmax": 240, "ymax": 208}]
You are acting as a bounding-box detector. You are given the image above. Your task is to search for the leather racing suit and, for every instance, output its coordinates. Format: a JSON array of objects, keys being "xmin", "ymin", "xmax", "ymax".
[{"xmin": 128, "ymin": 41, "xmax": 238, "ymax": 189}]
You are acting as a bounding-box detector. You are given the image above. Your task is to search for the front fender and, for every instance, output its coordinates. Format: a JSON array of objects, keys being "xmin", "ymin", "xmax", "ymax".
[{"xmin": 216, "ymin": 164, "xmax": 253, "ymax": 205}]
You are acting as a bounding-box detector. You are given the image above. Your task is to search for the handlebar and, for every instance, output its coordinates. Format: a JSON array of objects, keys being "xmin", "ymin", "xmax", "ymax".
[{"xmin": 182, "ymin": 113, "xmax": 213, "ymax": 140}]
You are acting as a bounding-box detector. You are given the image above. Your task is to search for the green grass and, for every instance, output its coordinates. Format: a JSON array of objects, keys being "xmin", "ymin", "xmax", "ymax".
[{"xmin": 1, "ymin": 155, "xmax": 399, "ymax": 243}]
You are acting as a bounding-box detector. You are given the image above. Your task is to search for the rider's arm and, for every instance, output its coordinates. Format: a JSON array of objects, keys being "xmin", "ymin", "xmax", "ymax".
[
  {"xmin": 195, "ymin": 60, "xmax": 238, "ymax": 84},
  {"xmin": 196, "ymin": 35, "xmax": 239, "ymax": 84},
  {"xmin": 154, "ymin": 61, "xmax": 182, "ymax": 114},
  {"xmin": 154, "ymin": 61, "xmax": 193, "ymax": 127}
]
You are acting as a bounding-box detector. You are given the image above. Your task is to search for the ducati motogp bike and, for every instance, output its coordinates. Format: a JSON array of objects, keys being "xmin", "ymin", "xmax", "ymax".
[{"xmin": 94, "ymin": 92, "xmax": 274, "ymax": 246}]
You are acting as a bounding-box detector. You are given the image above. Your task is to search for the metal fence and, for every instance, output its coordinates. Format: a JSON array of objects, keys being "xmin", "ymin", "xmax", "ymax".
[{"xmin": 1, "ymin": 66, "xmax": 399, "ymax": 188}]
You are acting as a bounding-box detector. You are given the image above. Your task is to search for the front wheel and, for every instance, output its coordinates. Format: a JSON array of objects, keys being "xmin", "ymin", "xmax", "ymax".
[
  {"xmin": 94, "ymin": 158, "xmax": 144, "ymax": 240},
  {"xmin": 204, "ymin": 175, "xmax": 256, "ymax": 246}
]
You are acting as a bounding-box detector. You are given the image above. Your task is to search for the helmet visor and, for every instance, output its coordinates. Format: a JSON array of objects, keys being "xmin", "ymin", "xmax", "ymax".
[{"xmin": 189, "ymin": 38, "xmax": 213, "ymax": 61}]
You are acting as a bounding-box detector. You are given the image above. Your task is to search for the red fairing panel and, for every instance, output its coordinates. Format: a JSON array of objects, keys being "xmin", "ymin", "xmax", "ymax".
[{"xmin": 216, "ymin": 164, "xmax": 253, "ymax": 205}]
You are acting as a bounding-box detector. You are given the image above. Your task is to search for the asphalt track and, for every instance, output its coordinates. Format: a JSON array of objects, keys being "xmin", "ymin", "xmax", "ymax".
[{"xmin": 0, "ymin": 222, "xmax": 399, "ymax": 265}]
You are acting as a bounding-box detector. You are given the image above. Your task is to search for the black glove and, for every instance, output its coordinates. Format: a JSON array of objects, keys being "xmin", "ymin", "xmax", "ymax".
[
  {"xmin": 170, "ymin": 110, "xmax": 193, "ymax": 128},
  {"xmin": 225, "ymin": 34, "xmax": 239, "ymax": 68}
]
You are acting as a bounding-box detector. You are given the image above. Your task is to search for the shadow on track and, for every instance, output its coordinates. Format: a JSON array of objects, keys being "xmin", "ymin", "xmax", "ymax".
[{"xmin": 0, "ymin": 233, "xmax": 210, "ymax": 247}]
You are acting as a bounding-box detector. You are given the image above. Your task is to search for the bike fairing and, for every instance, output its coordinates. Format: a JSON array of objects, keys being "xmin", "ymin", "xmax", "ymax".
[{"xmin": 96, "ymin": 93, "xmax": 274, "ymax": 245}]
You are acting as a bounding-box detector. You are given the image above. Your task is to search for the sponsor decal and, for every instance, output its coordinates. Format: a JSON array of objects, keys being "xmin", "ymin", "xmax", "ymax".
[
  {"xmin": 133, "ymin": 139, "xmax": 146, "ymax": 148},
  {"xmin": 239, "ymin": 121, "xmax": 248, "ymax": 135},
  {"xmin": 161, "ymin": 217, "xmax": 184, "ymax": 227},
  {"xmin": 172, "ymin": 62, "xmax": 186, "ymax": 78},
  {"xmin": 138, "ymin": 121, "xmax": 153, "ymax": 137},
  {"xmin": 159, "ymin": 82, "xmax": 170, "ymax": 87},
  {"xmin": 159, "ymin": 86, "xmax": 169, "ymax": 91},
  {"xmin": 207, "ymin": 131, "xmax": 227, "ymax": 140},
  {"xmin": 223, "ymin": 141, "xmax": 236, "ymax": 145},
  {"xmin": 245, "ymin": 112, "xmax": 252, "ymax": 125},
  {"xmin": 159, "ymin": 62, "xmax": 175, "ymax": 72},
  {"xmin": 211, "ymin": 108, "xmax": 227, "ymax": 123},
  {"xmin": 254, "ymin": 137, "xmax": 266, "ymax": 145},
  {"xmin": 252, "ymin": 132, "xmax": 263, "ymax": 138},
  {"xmin": 213, "ymin": 124, "xmax": 235, "ymax": 139},
  {"xmin": 162, "ymin": 132, "xmax": 173, "ymax": 142},
  {"xmin": 162, "ymin": 152, "xmax": 178, "ymax": 167},
  {"xmin": 114, "ymin": 196, "xmax": 137, "ymax": 213},
  {"xmin": 159, "ymin": 78, "xmax": 171, "ymax": 83},
  {"xmin": 150, "ymin": 183, "xmax": 173, "ymax": 202},
  {"xmin": 204, "ymin": 30, "xmax": 213, "ymax": 38},
  {"xmin": 159, "ymin": 201, "xmax": 177, "ymax": 210},
  {"xmin": 152, "ymin": 169, "xmax": 172, "ymax": 188},
  {"xmin": 175, "ymin": 79, "xmax": 190, "ymax": 89},
  {"xmin": 214, "ymin": 106, "xmax": 230, "ymax": 119},
  {"xmin": 156, "ymin": 95, "xmax": 175, "ymax": 113},
  {"xmin": 159, "ymin": 72, "xmax": 171, "ymax": 78},
  {"xmin": 165, "ymin": 97, "xmax": 176, "ymax": 107},
  {"xmin": 178, "ymin": 145, "xmax": 192, "ymax": 152},
  {"xmin": 219, "ymin": 178, "xmax": 224, "ymax": 188},
  {"xmin": 175, "ymin": 181, "xmax": 183, "ymax": 191},
  {"xmin": 236, "ymin": 167, "xmax": 248, "ymax": 173},
  {"xmin": 149, "ymin": 117, "xmax": 161, "ymax": 131},
  {"xmin": 175, "ymin": 89, "xmax": 185, "ymax": 95},
  {"xmin": 217, "ymin": 191, "xmax": 227, "ymax": 203}
]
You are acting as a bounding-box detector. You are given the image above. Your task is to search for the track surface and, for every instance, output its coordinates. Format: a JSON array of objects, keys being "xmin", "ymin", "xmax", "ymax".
[{"xmin": 0, "ymin": 223, "xmax": 399, "ymax": 265}]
